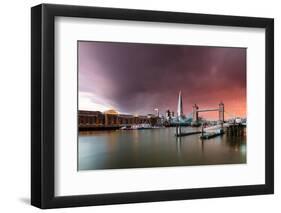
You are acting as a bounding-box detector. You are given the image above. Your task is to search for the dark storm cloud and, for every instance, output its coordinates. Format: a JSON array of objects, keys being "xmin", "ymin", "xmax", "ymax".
[{"xmin": 79, "ymin": 41, "xmax": 246, "ymax": 118}]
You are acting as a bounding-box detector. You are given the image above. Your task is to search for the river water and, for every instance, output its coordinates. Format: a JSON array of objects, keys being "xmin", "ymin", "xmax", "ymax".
[{"xmin": 78, "ymin": 127, "xmax": 246, "ymax": 170}]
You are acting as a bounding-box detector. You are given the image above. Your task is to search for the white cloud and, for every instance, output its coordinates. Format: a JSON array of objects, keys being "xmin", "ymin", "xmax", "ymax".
[{"xmin": 78, "ymin": 91, "xmax": 112, "ymax": 112}]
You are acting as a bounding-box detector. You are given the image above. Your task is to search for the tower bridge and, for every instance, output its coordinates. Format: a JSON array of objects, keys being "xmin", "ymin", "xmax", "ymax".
[
  {"xmin": 175, "ymin": 91, "xmax": 245, "ymax": 138},
  {"xmin": 192, "ymin": 102, "xmax": 225, "ymax": 123}
]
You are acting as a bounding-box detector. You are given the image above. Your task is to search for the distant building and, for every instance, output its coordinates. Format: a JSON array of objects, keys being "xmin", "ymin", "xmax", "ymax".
[{"xmin": 166, "ymin": 109, "xmax": 171, "ymax": 120}]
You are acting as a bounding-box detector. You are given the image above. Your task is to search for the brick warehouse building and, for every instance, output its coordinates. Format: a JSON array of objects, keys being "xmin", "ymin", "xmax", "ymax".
[{"xmin": 78, "ymin": 109, "xmax": 159, "ymax": 130}]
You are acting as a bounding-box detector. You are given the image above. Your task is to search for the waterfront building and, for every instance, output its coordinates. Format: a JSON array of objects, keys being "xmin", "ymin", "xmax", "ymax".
[
  {"xmin": 79, "ymin": 109, "xmax": 159, "ymax": 130},
  {"xmin": 79, "ymin": 110, "xmax": 104, "ymax": 126}
]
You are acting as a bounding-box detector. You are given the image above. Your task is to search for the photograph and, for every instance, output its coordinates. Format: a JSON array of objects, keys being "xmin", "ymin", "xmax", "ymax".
[{"xmin": 77, "ymin": 41, "xmax": 247, "ymax": 170}]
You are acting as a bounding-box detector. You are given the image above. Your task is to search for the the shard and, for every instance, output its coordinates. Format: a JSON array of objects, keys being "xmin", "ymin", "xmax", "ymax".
[{"xmin": 177, "ymin": 90, "xmax": 183, "ymax": 119}]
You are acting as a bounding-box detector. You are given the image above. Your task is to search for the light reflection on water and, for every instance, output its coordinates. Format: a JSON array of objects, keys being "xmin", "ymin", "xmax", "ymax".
[{"xmin": 78, "ymin": 127, "xmax": 246, "ymax": 170}]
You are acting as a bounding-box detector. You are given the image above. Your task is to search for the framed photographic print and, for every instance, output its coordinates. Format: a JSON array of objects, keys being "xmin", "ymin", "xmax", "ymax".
[{"xmin": 31, "ymin": 4, "xmax": 274, "ymax": 209}]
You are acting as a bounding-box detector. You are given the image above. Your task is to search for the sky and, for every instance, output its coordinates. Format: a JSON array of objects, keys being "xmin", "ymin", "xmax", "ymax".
[{"xmin": 78, "ymin": 41, "xmax": 246, "ymax": 120}]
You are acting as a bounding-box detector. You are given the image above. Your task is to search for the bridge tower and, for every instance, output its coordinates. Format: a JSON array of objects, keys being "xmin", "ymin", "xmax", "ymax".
[
  {"xmin": 192, "ymin": 104, "xmax": 199, "ymax": 122},
  {"xmin": 219, "ymin": 102, "xmax": 224, "ymax": 122}
]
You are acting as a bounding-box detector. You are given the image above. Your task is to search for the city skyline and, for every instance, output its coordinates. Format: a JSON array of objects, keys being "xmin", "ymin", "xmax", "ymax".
[{"xmin": 78, "ymin": 41, "xmax": 246, "ymax": 120}]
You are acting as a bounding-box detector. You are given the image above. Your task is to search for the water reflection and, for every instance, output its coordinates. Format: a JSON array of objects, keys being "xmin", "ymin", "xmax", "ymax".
[{"xmin": 78, "ymin": 127, "xmax": 246, "ymax": 170}]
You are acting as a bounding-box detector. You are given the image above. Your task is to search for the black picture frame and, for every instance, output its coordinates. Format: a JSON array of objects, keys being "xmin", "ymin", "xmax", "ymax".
[{"xmin": 31, "ymin": 3, "xmax": 274, "ymax": 209}]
